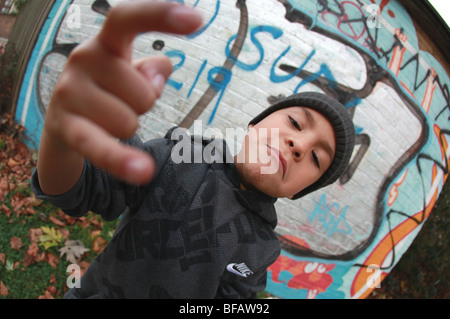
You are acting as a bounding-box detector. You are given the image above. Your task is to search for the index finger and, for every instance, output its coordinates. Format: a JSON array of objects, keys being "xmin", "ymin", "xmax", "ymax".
[{"xmin": 99, "ymin": 1, "xmax": 203, "ymax": 59}]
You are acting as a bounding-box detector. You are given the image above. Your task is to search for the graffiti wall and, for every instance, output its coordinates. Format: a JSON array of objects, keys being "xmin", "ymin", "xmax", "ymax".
[{"xmin": 15, "ymin": 0, "xmax": 450, "ymax": 298}]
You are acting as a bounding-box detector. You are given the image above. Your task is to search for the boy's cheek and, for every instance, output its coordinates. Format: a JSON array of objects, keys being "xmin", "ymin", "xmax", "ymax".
[{"xmin": 242, "ymin": 162, "xmax": 284, "ymax": 195}]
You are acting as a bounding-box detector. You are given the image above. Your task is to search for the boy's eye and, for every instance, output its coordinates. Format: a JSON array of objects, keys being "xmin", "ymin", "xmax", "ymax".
[
  {"xmin": 289, "ymin": 116, "xmax": 301, "ymax": 131},
  {"xmin": 312, "ymin": 151, "xmax": 320, "ymax": 169}
]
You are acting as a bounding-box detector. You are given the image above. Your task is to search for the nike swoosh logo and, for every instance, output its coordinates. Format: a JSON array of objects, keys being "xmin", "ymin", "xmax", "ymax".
[{"xmin": 226, "ymin": 263, "xmax": 254, "ymax": 278}]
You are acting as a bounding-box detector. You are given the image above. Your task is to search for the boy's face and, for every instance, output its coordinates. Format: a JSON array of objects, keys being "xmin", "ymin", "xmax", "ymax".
[{"xmin": 235, "ymin": 106, "xmax": 336, "ymax": 198}]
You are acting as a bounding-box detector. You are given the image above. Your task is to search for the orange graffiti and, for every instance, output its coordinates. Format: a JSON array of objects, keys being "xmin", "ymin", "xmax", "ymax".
[
  {"xmin": 351, "ymin": 125, "xmax": 450, "ymax": 298},
  {"xmin": 351, "ymin": 166, "xmax": 441, "ymax": 299},
  {"xmin": 388, "ymin": 45, "xmax": 406, "ymax": 76},
  {"xmin": 387, "ymin": 169, "xmax": 408, "ymax": 206},
  {"xmin": 400, "ymin": 81, "xmax": 416, "ymax": 99}
]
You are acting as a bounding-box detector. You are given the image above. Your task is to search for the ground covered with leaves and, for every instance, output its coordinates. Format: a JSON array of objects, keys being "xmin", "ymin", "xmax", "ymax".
[{"xmin": 0, "ymin": 114, "xmax": 119, "ymax": 298}]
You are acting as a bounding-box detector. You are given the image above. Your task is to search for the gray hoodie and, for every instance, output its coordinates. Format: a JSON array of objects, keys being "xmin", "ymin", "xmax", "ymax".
[{"xmin": 31, "ymin": 127, "xmax": 280, "ymax": 298}]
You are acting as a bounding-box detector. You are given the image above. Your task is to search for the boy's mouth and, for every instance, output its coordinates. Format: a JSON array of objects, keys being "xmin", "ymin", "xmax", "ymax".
[{"xmin": 267, "ymin": 145, "xmax": 286, "ymax": 178}]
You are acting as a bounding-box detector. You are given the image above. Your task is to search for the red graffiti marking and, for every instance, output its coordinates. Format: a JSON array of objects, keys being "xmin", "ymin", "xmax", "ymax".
[{"xmin": 269, "ymin": 253, "xmax": 335, "ymax": 299}]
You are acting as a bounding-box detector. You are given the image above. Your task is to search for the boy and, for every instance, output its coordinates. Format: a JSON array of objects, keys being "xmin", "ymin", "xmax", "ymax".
[{"xmin": 31, "ymin": 1, "xmax": 355, "ymax": 298}]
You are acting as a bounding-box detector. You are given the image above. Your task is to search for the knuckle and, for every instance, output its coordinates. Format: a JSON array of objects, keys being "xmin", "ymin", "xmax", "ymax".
[
  {"xmin": 52, "ymin": 74, "xmax": 73, "ymax": 102},
  {"xmin": 69, "ymin": 127, "xmax": 90, "ymax": 152},
  {"xmin": 67, "ymin": 44, "xmax": 90, "ymax": 65},
  {"xmin": 44, "ymin": 116, "xmax": 62, "ymax": 139}
]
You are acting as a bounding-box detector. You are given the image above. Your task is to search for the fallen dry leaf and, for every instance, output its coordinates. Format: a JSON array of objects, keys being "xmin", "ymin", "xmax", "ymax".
[
  {"xmin": 22, "ymin": 243, "xmax": 42, "ymax": 267},
  {"xmin": 7, "ymin": 157, "xmax": 19, "ymax": 168},
  {"xmin": 29, "ymin": 228, "xmax": 43, "ymax": 243},
  {"xmin": 46, "ymin": 252, "xmax": 59, "ymax": 269},
  {"xmin": 89, "ymin": 216, "xmax": 103, "ymax": 229},
  {"xmin": 49, "ymin": 215, "xmax": 65, "ymax": 227},
  {"xmin": 76, "ymin": 217, "xmax": 91, "ymax": 229},
  {"xmin": 60, "ymin": 228, "xmax": 70, "ymax": 241},
  {"xmin": 10, "ymin": 194, "xmax": 26, "ymax": 212},
  {"xmin": 0, "ymin": 281, "xmax": 8, "ymax": 296},
  {"xmin": 91, "ymin": 230, "xmax": 101, "ymax": 238},
  {"xmin": 92, "ymin": 236, "xmax": 107, "ymax": 253},
  {"xmin": 0, "ymin": 204, "xmax": 11, "ymax": 217},
  {"xmin": 24, "ymin": 207, "xmax": 37, "ymax": 215},
  {"xmin": 10, "ymin": 236, "xmax": 23, "ymax": 250},
  {"xmin": 38, "ymin": 290, "xmax": 54, "ymax": 299},
  {"xmin": 0, "ymin": 178, "xmax": 8, "ymax": 192},
  {"xmin": 28, "ymin": 196, "xmax": 43, "ymax": 207},
  {"xmin": 47, "ymin": 285, "xmax": 57, "ymax": 295},
  {"xmin": 59, "ymin": 240, "xmax": 89, "ymax": 264}
]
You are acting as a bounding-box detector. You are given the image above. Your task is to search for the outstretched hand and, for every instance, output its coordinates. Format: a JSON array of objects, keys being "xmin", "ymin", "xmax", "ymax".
[{"xmin": 41, "ymin": 1, "xmax": 202, "ymax": 189}]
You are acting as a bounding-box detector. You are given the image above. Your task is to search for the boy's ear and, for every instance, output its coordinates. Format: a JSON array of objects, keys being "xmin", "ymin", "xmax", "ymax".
[{"xmin": 248, "ymin": 124, "xmax": 254, "ymax": 130}]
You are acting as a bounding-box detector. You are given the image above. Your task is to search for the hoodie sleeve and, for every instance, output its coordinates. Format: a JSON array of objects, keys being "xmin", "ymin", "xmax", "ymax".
[{"xmin": 31, "ymin": 129, "xmax": 176, "ymax": 221}]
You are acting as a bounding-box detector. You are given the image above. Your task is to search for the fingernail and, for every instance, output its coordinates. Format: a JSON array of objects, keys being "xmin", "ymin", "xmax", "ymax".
[
  {"xmin": 152, "ymin": 73, "xmax": 166, "ymax": 93},
  {"xmin": 169, "ymin": 5, "xmax": 203, "ymax": 29},
  {"xmin": 170, "ymin": 5, "xmax": 202, "ymax": 21},
  {"xmin": 143, "ymin": 65, "xmax": 166, "ymax": 94}
]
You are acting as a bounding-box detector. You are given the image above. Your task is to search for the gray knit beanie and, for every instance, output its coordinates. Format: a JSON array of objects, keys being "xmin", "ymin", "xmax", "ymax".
[{"xmin": 249, "ymin": 92, "xmax": 355, "ymax": 200}]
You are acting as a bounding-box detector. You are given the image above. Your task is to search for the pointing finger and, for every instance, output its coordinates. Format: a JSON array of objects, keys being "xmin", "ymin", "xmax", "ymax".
[
  {"xmin": 62, "ymin": 113, "xmax": 156, "ymax": 185},
  {"xmin": 99, "ymin": 1, "xmax": 203, "ymax": 59}
]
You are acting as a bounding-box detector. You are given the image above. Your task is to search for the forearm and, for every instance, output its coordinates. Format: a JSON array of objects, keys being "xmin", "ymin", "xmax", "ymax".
[{"xmin": 37, "ymin": 127, "xmax": 84, "ymax": 196}]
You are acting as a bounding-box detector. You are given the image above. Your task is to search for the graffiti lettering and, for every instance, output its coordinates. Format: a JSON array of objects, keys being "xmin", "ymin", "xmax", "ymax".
[
  {"xmin": 226, "ymin": 25, "xmax": 283, "ymax": 71},
  {"xmin": 308, "ymin": 194, "xmax": 352, "ymax": 237},
  {"xmin": 270, "ymin": 47, "xmax": 316, "ymax": 83},
  {"xmin": 165, "ymin": 50, "xmax": 186, "ymax": 91}
]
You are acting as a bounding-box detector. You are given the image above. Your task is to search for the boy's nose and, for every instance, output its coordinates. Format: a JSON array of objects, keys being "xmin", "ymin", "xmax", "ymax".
[{"xmin": 288, "ymin": 137, "xmax": 306, "ymax": 161}]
